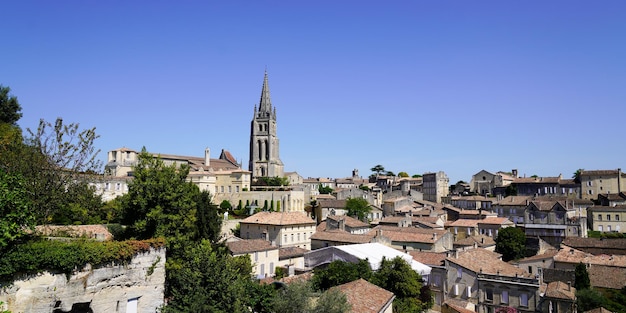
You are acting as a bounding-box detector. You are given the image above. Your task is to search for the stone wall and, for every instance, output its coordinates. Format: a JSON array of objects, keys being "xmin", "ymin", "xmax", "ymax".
[{"xmin": 0, "ymin": 247, "xmax": 165, "ymax": 313}]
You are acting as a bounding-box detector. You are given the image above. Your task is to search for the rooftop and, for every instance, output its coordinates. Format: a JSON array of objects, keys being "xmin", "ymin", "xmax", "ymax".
[
  {"xmin": 544, "ymin": 281, "xmax": 576, "ymax": 300},
  {"xmin": 446, "ymin": 248, "xmax": 533, "ymax": 278},
  {"xmin": 227, "ymin": 239, "xmax": 278, "ymax": 255},
  {"xmin": 334, "ymin": 279, "xmax": 394, "ymax": 313},
  {"xmin": 241, "ymin": 211, "xmax": 316, "ymax": 226}
]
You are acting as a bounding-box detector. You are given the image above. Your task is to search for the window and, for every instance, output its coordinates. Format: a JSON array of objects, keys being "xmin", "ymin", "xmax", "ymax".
[
  {"xmin": 607, "ymin": 214, "xmax": 611, "ymax": 221},
  {"xmin": 283, "ymin": 234, "xmax": 287, "ymax": 243},
  {"xmin": 260, "ymin": 264, "xmax": 265, "ymax": 277},
  {"xmin": 297, "ymin": 233, "xmax": 301, "ymax": 242},
  {"xmin": 236, "ymin": 186, "xmax": 240, "ymax": 192},
  {"xmin": 254, "ymin": 252, "xmax": 258, "ymax": 262},
  {"xmin": 501, "ymin": 290, "xmax": 509, "ymax": 304},
  {"xmin": 598, "ymin": 215, "xmax": 603, "ymax": 221},
  {"xmin": 291, "ymin": 234, "xmax": 294, "ymax": 242},
  {"xmin": 228, "ymin": 186, "xmax": 232, "ymax": 193},
  {"xmin": 599, "ymin": 225, "xmax": 603, "ymax": 232},
  {"xmin": 528, "ymin": 266, "xmax": 532, "ymax": 274},
  {"xmin": 617, "ymin": 215, "xmax": 620, "ymax": 221},
  {"xmin": 220, "ymin": 186, "xmax": 224, "ymax": 193},
  {"xmin": 454, "ymin": 284, "xmax": 459, "ymax": 296},
  {"xmin": 608, "ymin": 225, "xmax": 612, "ymax": 232},
  {"xmin": 466, "ymin": 286, "xmax": 472, "ymax": 297},
  {"xmin": 486, "ymin": 289, "xmax": 493, "ymax": 302},
  {"xmin": 520, "ymin": 293, "xmax": 528, "ymax": 307},
  {"xmin": 457, "ymin": 268, "xmax": 462, "ymax": 279},
  {"xmin": 270, "ymin": 262, "xmax": 274, "ymax": 275}
]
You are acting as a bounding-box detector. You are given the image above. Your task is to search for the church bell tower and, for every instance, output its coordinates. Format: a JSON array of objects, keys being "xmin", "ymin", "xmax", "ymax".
[{"xmin": 249, "ymin": 70, "xmax": 284, "ymax": 180}]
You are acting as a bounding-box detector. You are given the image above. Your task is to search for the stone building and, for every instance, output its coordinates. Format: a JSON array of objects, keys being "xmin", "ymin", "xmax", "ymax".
[
  {"xmin": 423, "ymin": 171, "xmax": 449, "ymax": 203},
  {"xmin": 239, "ymin": 211, "xmax": 316, "ymax": 249},
  {"xmin": 580, "ymin": 169, "xmax": 626, "ymax": 200},
  {"xmin": 249, "ymin": 70, "xmax": 284, "ymax": 180}
]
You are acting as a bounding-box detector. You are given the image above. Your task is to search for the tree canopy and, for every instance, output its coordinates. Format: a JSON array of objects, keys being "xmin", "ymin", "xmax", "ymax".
[
  {"xmin": 370, "ymin": 256, "xmax": 432, "ymax": 312},
  {"xmin": 345, "ymin": 197, "xmax": 371, "ymax": 221},
  {"xmin": 495, "ymin": 227, "xmax": 526, "ymax": 261},
  {"xmin": 398, "ymin": 171, "xmax": 409, "ymax": 177},
  {"xmin": 0, "ymin": 85, "xmax": 22, "ymax": 125},
  {"xmin": 370, "ymin": 164, "xmax": 385, "ymax": 176},
  {"xmin": 311, "ymin": 259, "xmax": 372, "ymax": 291},
  {"xmin": 0, "ymin": 170, "xmax": 34, "ymax": 251}
]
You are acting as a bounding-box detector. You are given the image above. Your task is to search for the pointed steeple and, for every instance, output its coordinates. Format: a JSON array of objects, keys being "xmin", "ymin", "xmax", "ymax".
[{"xmin": 258, "ymin": 70, "xmax": 272, "ymax": 114}]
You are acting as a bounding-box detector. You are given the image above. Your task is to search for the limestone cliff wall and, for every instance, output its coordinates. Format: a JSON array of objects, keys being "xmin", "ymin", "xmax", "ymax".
[{"xmin": 0, "ymin": 247, "xmax": 165, "ymax": 313}]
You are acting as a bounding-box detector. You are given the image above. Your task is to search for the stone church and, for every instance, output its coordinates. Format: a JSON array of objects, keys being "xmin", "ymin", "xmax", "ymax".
[{"xmin": 249, "ymin": 70, "xmax": 284, "ymax": 180}]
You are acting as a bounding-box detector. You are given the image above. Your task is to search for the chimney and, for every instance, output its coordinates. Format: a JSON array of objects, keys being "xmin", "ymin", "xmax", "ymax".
[
  {"xmin": 338, "ymin": 218, "xmax": 345, "ymax": 231},
  {"xmin": 567, "ymin": 281, "xmax": 571, "ymax": 291},
  {"xmin": 204, "ymin": 147, "xmax": 210, "ymax": 167},
  {"xmin": 432, "ymin": 233, "xmax": 437, "ymax": 241},
  {"xmin": 481, "ymin": 237, "xmax": 485, "ymax": 244},
  {"xmin": 454, "ymin": 250, "xmax": 459, "ymax": 259}
]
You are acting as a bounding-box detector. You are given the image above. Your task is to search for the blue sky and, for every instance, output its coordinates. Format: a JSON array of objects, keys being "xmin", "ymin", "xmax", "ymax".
[{"xmin": 3, "ymin": 1, "xmax": 625, "ymax": 184}]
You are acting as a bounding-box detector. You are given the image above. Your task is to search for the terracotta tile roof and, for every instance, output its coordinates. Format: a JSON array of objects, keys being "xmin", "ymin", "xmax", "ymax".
[
  {"xmin": 478, "ymin": 217, "xmax": 514, "ymax": 225},
  {"xmin": 454, "ymin": 235, "xmax": 495, "ymax": 247},
  {"xmin": 544, "ymin": 281, "xmax": 576, "ymax": 300},
  {"xmin": 317, "ymin": 199, "xmax": 346, "ymax": 208},
  {"xmin": 374, "ymin": 226, "xmax": 446, "ymax": 244},
  {"xmin": 493, "ymin": 196, "xmax": 534, "ymax": 206},
  {"xmin": 443, "ymin": 300, "xmax": 476, "ymax": 313},
  {"xmin": 227, "ymin": 239, "xmax": 278, "ymax": 255},
  {"xmin": 409, "ymin": 251, "xmax": 447, "ymax": 266},
  {"xmin": 334, "ymin": 279, "xmax": 394, "ymax": 313},
  {"xmin": 588, "ymin": 265, "xmax": 626, "ymax": 290},
  {"xmin": 581, "ymin": 169, "xmax": 622, "ymax": 176},
  {"xmin": 514, "ymin": 176, "xmax": 562, "ymax": 184},
  {"xmin": 561, "ymin": 237, "xmax": 626, "ymax": 251},
  {"xmin": 555, "ymin": 245, "xmax": 626, "ymax": 267},
  {"xmin": 241, "ymin": 212, "xmax": 316, "ymax": 226},
  {"xmin": 310, "ymin": 230, "xmax": 374, "ymax": 244},
  {"xmin": 279, "ymin": 272, "xmax": 313, "ymax": 284},
  {"xmin": 588, "ymin": 205, "xmax": 626, "ymax": 212},
  {"xmin": 446, "ymin": 248, "xmax": 533, "ymax": 278},
  {"xmin": 529, "ymin": 200, "xmax": 565, "ymax": 211},
  {"xmin": 327, "ymin": 215, "xmax": 369, "ymax": 228},
  {"xmin": 449, "ymin": 219, "xmax": 480, "ymax": 227},
  {"xmin": 518, "ymin": 249, "xmax": 558, "ymax": 262},
  {"xmin": 279, "ymin": 246, "xmax": 308, "ymax": 259}
]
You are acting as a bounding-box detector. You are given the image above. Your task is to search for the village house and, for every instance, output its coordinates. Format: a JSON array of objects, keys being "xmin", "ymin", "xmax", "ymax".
[
  {"xmin": 597, "ymin": 192, "xmax": 626, "ymax": 206},
  {"xmin": 469, "ymin": 169, "xmax": 517, "ymax": 196},
  {"xmin": 580, "ymin": 169, "xmax": 626, "ymax": 200},
  {"xmin": 587, "ymin": 205, "xmax": 626, "ymax": 233},
  {"xmin": 372, "ymin": 226, "xmax": 453, "ymax": 252},
  {"xmin": 515, "ymin": 249, "xmax": 558, "ymax": 278},
  {"xmin": 409, "ymin": 251, "xmax": 448, "ymax": 310},
  {"xmin": 444, "ymin": 248, "xmax": 540, "ymax": 313},
  {"xmin": 447, "ymin": 219, "xmax": 480, "ymax": 240},
  {"xmin": 524, "ymin": 200, "xmax": 587, "ymax": 246},
  {"xmin": 553, "ymin": 245, "xmax": 626, "ymax": 291},
  {"xmin": 561, "ymin": 237, "xmax": 626, "ymax": 256},
  {"xmin": 277, "ymin": 246, "xmax": 307, "ymax": 270},
  {"xmin": 226, "ymin": 239, "xmax": 280, "ymax": 278},
  {"xmin": 491, "ymin": 195, "xmax": 533, "ymax": 225},
  {"xmin": 539, "ymin": 281, "xmax": 576, "ymax": 313},
  {"xmin": 477, "ymin": 217, "xmax": 514, "ymax": 239},
  {"xmin": 325, "ymin": 215, "xmax": 370, "ymax": 234},
  {"xmin": 239, "ymin": 211, "xmax": 316, "ymax": 249},
  {"xmin": 453, "ymin": 234, "xmax": 496, "ymax": 252},
  {"xmin": 510, "ymin": 175, "xmax": 580, "ymax": 198}
]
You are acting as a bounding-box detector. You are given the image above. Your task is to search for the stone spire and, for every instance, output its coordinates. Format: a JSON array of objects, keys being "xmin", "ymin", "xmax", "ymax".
[{"xmin": 258, "ymin": 70, "xmax": 272, "ymax": 115}]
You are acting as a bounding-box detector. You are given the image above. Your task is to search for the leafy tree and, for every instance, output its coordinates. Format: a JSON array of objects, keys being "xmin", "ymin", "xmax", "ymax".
[
  {"xmin": 575, "ymin": 262, "xmax": 591, "ymax": 289},
  {"xmin": 195, "ymin": 190, "xmax": 222, "ymax": 242},
  {"xmin": 412, "ymin": 174, "xmax": 422, "ymax": 178},
  {"xmin": 0, "ymin": 170, "xmax": 34, "ymax": 251},
  {"xmin": 505, "ymin": 185, "xmax": 518, "ymax": 197},
  {"xmin": 576, "ymin": 288, "xmax": 607, "ymax": 312},
  {"xmin": 219, "ymin": 200, "xmax": 232, "ymax": 213},
  {"xmin": 255, "ymin": 176, "xmax": 289, "ymax": 186},
  {"xmin": 0, "ymin": 85, "xmax": 22, "ymax": 125},
  {"xmin": 370, "ymin": 256, "xmax": 432, "ymax": 312},
  {"xmin": 345, "ymin": 197, "xmax": 371, "ymax": 221},
  {"xmin": 1, "ymin": 117, "xmax": 103, "ymax": 225},
  {"xmin": 371, "ymin": 164, "xmax": 385, "ymax": 176},
  {"xmin": 245, "ymin": 279, "xmax": 277, "ymax": 313},
  {"xmin": 163, "ymin": 240, "xmax": 253, "ymax": 313},
  {"xmin": 318, "ymin": 184, "xmax": 333, "ymax": 194},
  {"xmin": 385, "ymin": 171, "xmax": 395, "ymax": 177},
  {"xmin": 311, "ymin": 287, "xmax": 351, "ymax": 313},
  {"xmin": 398, "ymin": 172, "xmax": 409, "ymax": 177},
  {"xmin": 312, "ymin": 259, "xmax": 372, "ymax": 291},
  {"xmin": 359, "ymin": 184, "xmax": 370, "ymax": 191},
  {"xmin": 495, "ymin": 227, "xmax": 526, "ymax": 261},
  {"xmin": 273, "ymin": 280, "xmax": 350, "ymax": 313},
  {"xmin": 121, "ymin": 148, "xmax": 198, "ymax": 240},
  {"xmin": 573, "ymin": 169, "xmax": 584, "ymax": 184}
]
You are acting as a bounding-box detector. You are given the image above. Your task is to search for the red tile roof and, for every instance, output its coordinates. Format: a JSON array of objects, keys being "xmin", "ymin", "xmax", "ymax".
[
  {"xmin": 335, "ymin": 279, "xmax": 394, "ymax": 313},
  {"xmin": 544, "ymin": 281, "xmax": 576, "ymax": 300},
  {"xmin": 447, "ymin": 248, "xmax": 532, "ymax": 278},
  {"xmin": 409, "ymin": 251, "xmax": 447, "ymax": 266},
  {"xmin": 227, "ymin": 239, "xmax": 278, "ymax": 255},
  {"xmin": 241, "ymin": 211, "xmax": 316, "ymax": 226}
]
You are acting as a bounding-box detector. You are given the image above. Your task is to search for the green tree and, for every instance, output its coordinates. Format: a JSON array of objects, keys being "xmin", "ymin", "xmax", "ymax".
[
  {"xmin": 573, "ymin": 168, "xmax": 584, "ymax": 184},
  {"xmin": 398, "ymin": 172, "xmax": 409, "ymax": 178},
  {"xmin": 1, "ymin": 117, "xmax": 103, "ymax": 225},
  {"xmin": 195, "ymin": 190, "xmax": 222, "ymax": 242},
  {"xmin": 385, "ymin": 171, "xmax": 395, "ymax": 177},
  {"xmin": 371, "ymin": 164, "xmax": 385, "ymax": 176},
  {"xmin": 0, "ymin": 85, "xmax": 22, "ymax": 125},
  {"xmin": 412, "ymin": 174, "xmax": 422, "ymax": 178},
  {"xmin": 0, "ymin": 170, "xmax": 34, "ymax": 251},
  {"xmin": 121, "ymin": 148, "xmax": 198, "ymax": 240},
  {"xmin": 219, "ymin": 200, "xmax": 232, "ymax": 213},
  {"xmin": 311, "ymin": 259, "xmax": 372, "ymax": 291},
  {"xmin": 311, "ymin": 287, "xmax": 351, "ymax": 313},
  {"xmin": 370, "ymin": 256, "xmax": 432, "ymax": 312},
  {"xmin": 576, "ymin": 288, "xmax": 607, "ymax": 312},
  {"xmin": 345, "ymin": 197, "xmax": 371, "ymax": 221},
  {"xmin": 575, "ymin": 262, "xmax": 591, "ymax": 289},
  {"xmin": 504, "ymin": 185, "xmax": 518, "ymax": 197},
  {"xmin": 495, "ymin": 227, "xmax": 526, "ymax": 261},
  {"xmin": 272, "ymin": 280, "xmax": 350, "ymax": 313},
  {"xmin": 163, "ymin": 240, "xmax": 253, "ymax": 313},
  {"xmin": 318, "ymin": 184, "xmax": 333, "ymax": 194}
]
